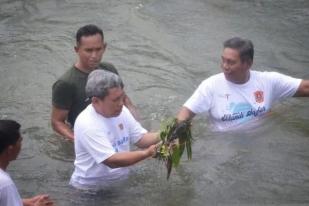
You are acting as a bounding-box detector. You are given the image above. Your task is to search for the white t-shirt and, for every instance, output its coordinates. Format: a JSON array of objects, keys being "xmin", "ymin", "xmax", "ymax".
[
  {"xmin": 0, "ymin": 168, "xmax": 23, "ymax": 206},
  {"xmin": 184, "ymin": 70, "xmax": 301, "ymax": 131},
  {"xmin": 70, "ymin": 105, "xmax": 147, "ymax": 190}
]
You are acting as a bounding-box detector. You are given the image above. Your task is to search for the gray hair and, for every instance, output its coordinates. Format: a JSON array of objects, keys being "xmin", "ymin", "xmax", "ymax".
[
  {"xmin": 85, "ymin": 70, "xmax": 124, "ymax": 99},
  {"xmin": 223, "ymin": 37, "xmax": 254, "ymax": 63}
]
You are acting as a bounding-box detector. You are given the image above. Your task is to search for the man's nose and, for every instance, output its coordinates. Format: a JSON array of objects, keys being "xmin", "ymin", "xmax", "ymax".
[
  {"xmin": 91, "ymin": 50, "xmax": 99, "ymax": 58},
  {"xmin": 221, "ymin": 61, "xmax": 228, "ymax": 69}
]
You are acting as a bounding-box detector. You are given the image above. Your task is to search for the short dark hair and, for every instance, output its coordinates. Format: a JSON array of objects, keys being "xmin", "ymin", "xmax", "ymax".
[
  {"xmin": 223, "ymin": 37, "xmax": 254, "ymax": 63},
  {"xmin": 86, "ymin": 70, "xmax": 124, "ymax": 100},
  {"xmin": 76, "ymin": 24, "xmax": 104, "ymax": 45},
  {"xmin": 0, "ymin": 120, "xmax": 21, "ymax": 154}
]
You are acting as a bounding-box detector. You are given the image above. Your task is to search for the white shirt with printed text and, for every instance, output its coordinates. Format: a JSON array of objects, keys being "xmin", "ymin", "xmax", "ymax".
[
  {"xmin": 70, "ymin": 105, "xmax": 147, "ymax": 190},
  {"xmin": 184, "ymin": 70, "xmax": 301, "ymax": 131}
]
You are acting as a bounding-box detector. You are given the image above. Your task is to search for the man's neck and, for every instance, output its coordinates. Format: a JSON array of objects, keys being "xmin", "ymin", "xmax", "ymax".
[
  {"xmin": 92, "ymin": 103, "xmax": 112, "ymax": 118},
  {"xmin": 74, "ymin": 62, "xmax": 95, "ymax": 74},
  {"xmin": 227, "ymin": 70, "xmax": 250, "ymax": 84},
  {"xmin": 0, "ymin": 157, "xmax": 9, "ymax": 171}
]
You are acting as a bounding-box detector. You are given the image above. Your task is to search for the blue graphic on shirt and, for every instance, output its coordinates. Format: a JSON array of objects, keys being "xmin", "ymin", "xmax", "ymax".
[
  {"xmin": 221, "ymin": 102, "xmax": 266, "ymax": 123},
  {"xmin": 112, "ymin": 136, "xmax": 129, "ymax": 152}
]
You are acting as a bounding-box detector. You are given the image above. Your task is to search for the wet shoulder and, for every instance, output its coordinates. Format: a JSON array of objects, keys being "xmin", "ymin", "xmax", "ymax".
[
  {"xmin": 58, "ymin": 66, "xmax": 88, "ymax": 84},
  {"xmin": 196, "ymin": 73, "xmax": 225, "ymax": 92},
  {"xmin": 201, "ymin": 73, "xmax": 225, "ymax": 85},
  {"xmin": 0, "ymin": 170, "xmax": 14, "ymax": 188},
  {"xmin": 98, "ymin": 62, "xmax": 119, "ymax": 75},
  {"xmin": 251, "ymin": 70, "xmax": 278, "ymax": 80}
]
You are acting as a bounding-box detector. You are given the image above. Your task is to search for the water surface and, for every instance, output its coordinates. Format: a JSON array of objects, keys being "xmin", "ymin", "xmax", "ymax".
[{"xmin": 0, "ymin": 0, "xmax": 309, "ymax": 205}]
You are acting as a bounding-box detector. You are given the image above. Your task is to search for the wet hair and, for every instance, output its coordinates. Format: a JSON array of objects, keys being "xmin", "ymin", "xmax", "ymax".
[
  {"xmin": 76, "ymin": 24, "xmax": 104, "ymax": 45},
  {"xmin": 223, "ymin": 37, "xmax": 254, "ymax": 63},
  {"xmin": 0, "ymin": 120, "xmax": 21, "ymax": 154},
  {"xmin": 86, "ymin": 70, "xmax": 124, "ymax": 100}
]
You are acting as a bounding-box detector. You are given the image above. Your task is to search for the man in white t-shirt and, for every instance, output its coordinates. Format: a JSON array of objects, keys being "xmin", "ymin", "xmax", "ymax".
[
  {"xmin": 70, "ymin": 70, "xmax": 160, "ymax": 191},
  {"xmin": 0, "ymin": 120, "xmax": 54, "ymax": 206},
  {"xmin": 177, "ymin": 37, "xmax": 309, "ymax": 131}
]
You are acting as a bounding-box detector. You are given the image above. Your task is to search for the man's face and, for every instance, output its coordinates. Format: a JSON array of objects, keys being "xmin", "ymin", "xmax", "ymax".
[
  {"xmin": 96, "ymin": 87, "xmax": 125, "ymax": 118},
  {"xmin": 75, "ymin": 33, "xmax": 106, "ymax": 70},
  {"xmin": 221, "ymin": 48, "xmax": 251, "ymax": 83}
]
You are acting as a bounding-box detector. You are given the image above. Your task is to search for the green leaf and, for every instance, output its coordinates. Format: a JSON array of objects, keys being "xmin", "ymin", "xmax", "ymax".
[{"xmin": 155, "ymin": 117, "xmax": 194, "ymax": 179}]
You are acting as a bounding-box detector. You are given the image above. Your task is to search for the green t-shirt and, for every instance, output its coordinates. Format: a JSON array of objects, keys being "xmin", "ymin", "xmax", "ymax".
[{"xmin": 52, "ymin": 62, "xmax": 118, "ymax": 126}]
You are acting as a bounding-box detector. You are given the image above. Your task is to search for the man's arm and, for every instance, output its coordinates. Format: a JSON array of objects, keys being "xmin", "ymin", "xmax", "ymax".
[
  {"xmin": 176, "ymin": 106, "xmax": 196, "ymax": 122},
  {"xmin": 294, "ymin": 80, "xmax": 309, "ymax": 97},
  {"xmin": 135, "ymin": 132, "xmax": 160, "ymax": 149},
  {"xmin": 51, "ymin": 106, "xmax": 74, "ymax": 141},
  {"xmin": 23, "ymin": 194, "xmax": 54, "ymax": 206},
  {"xmin": 103, "ymin": 144, "xmax": 157, "ymax": 168}
]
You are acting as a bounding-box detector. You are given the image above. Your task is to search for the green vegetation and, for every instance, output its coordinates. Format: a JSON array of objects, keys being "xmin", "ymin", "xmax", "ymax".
[{"xmin": 155, "ymin": 117, "xmax": 193, "ymax": 179}]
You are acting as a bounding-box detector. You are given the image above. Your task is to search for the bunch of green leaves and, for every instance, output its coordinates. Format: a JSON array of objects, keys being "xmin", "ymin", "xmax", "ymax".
[{"xmin": 156, "ymin": 117, "xmax": 193, "ymax": 179}]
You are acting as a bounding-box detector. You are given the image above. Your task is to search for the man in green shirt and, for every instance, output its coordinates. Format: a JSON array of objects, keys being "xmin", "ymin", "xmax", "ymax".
[{"xmin": 52, "ymin": 24, "xmax": 138, "ymax": 141}]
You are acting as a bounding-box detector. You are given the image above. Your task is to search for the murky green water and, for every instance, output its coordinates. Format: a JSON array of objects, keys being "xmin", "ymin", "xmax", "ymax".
[{"xmin": 1, "ymin": 0, "xmax": 309, "ymax": 205}]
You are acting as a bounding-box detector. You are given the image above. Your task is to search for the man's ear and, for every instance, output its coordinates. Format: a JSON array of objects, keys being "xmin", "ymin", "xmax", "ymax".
[
  {"xmin": 249, "ymin": 59, "xmax": 253, "ymax": 67},
  {"xmin": 245, "ymin": 59, "xmax": 253, "ymax": 69},
  {"xmin": 102, "ymin": 42, "xmax": 107, "ymax": 52},
  {"xmin": 6, "ymin": 145, "xmax": 14, "ymax": 156},
  {"xmin": 92, "ymin": 96, "xmax": 101, "ymax": 104},
  {"xmin": 74, "ymin": 45, "xmax": 79, "ymax": 53}
]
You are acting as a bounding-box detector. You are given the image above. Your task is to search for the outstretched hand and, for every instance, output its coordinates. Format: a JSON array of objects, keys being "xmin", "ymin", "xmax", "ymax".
[
  {"xmin": 23, "ymin": 194, "xmax": 54, "ymax": 206},
  {"xmin": 146, "ymin": 144, "xmax": 158, "ymax": 158}
]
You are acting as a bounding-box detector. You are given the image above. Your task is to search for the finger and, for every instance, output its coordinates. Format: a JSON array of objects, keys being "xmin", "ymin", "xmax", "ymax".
[
  {"xmin": 45, "ymin": 201, "xmax": 54, "ymax": 206},
  {"xmin": 156, "ymin": 141, "xmax": 162, "ymax": 147}
]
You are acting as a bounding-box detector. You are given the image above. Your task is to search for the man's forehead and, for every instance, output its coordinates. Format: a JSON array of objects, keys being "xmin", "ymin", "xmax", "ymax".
[
  {"xmin": 222, "ymin": 48, "xmax": 240, "ymax": 58},
  {"xmin": 107, "ymin": 87, "xmax": 124, "ymax": 96},
  {"xmin": 78, "ymin": 34, "xmax": 104, "ymax": 45}
]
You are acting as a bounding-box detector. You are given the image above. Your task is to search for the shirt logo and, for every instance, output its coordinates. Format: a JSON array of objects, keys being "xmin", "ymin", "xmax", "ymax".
[
  {"xmin": 118, "ymin": 123, "xmax": 124, "ymax": 130},
  {"xmin": 254, "ymin": 90, "xmax": 264, "ymax": 103},
  {"xmin": 225, "ymin": 94, "xmax": 230, "ymax": 101}
]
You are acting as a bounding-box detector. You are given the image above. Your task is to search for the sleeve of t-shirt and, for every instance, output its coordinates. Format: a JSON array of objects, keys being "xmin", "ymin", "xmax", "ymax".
[
  {"xmin": 52, "ymin": 80, "xmax": 74, "ymax": 110},
  {"xmin": 82, "ymin": 129, "xmax": 116, "ymax": 164},
  {"xmin": 0, "ymin": 184, "xmax": 23, "ymax": 206},
  {"xmin": 123, "ymin": 107, "xmax": 147, "ymax": 144},
  {"xmin": 268, "ymin": 72, "xmax": 302, "ymax": 101},
  {"xmin": 183, "ymin": 79, "xmax": 213, "ymax": 114}
]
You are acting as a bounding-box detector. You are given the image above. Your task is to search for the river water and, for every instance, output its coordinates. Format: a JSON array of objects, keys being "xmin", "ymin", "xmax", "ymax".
[{"xmin": 1, "ymin": 0, "xmax": 309, "ymax": 205}]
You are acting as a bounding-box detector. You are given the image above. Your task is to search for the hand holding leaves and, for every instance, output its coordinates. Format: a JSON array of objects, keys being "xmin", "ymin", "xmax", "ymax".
[{"xmin": 155, "ymin": 117, "xmax": 193, "ymax": 179}]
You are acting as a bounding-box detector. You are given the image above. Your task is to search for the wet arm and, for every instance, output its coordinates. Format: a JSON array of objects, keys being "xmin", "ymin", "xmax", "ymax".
[
  {"xmin": 103, "ymin": 145, "xmax": 157, "ymax": 168},
  {"xmin": 23, "ymin": 194, "xmax": 54, "ymax": 206},
  {"xmin": 135, "ymin": 132, "xmax": 160, "ymax": 149},
  {"xmin": 51, "ymin": 106, "xmax": 74, "ymax": 141},
  {"xmin": 176, "ymin": 106, "xmax": 196, "ymax": 122},
  {"xmin": 294, "ymin": 80, "xmax": 309, "ymax": 97}
]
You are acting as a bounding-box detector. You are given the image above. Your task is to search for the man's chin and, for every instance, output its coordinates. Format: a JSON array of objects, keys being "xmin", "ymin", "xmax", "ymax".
[
  {"xmin": 89, "ymin": 63, "xmax": 100, "ymax": 69},
  {"xmin": 223, "ymin": 72, "xmax": 230, "ymax": 79},
  {"xmin": 112, "ymin": 110, "xmax": 122, "ymax": 117}
]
